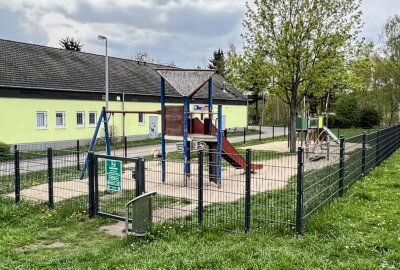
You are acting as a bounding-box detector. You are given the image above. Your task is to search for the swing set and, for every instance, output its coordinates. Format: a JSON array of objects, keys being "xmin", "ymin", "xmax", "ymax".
[
  {"xmin": 80, "ymin": 69, "xmax": 263, "ymax": 187},
  {"xmin": 79, "ymin": 108, "xmax": 161, "ymax": 179}
]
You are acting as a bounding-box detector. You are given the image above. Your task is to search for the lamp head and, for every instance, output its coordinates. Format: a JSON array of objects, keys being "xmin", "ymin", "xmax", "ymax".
[{"xmin": 98, "ymin": 35, "xmax": 107, "ymax": 41}]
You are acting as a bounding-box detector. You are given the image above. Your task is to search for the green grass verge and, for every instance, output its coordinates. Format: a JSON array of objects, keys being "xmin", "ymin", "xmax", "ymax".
[
  {"xmin": 97, "ymin": 189, "xmax": 192, "ymax": 217},
  {"xmin": 331, "ymin": 128, "xmax": 377, "ymax": 139},
  {"xmin": 0, "ymin": 165, "xmax": 82, "ymax": 195},
  {"xmin": 1, "ymin": 150, "xmax": 399, "ymax": 269},
  {"xmin": 227, "ymin": 128, "xmax": 262, "ymax": 137}
]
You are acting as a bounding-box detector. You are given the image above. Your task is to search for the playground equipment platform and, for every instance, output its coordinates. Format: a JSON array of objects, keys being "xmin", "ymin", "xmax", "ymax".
[
  {"xmin": 192, "ymin": 118, "xmax": 263, "ymax": 171},
  {"xmin": 166, "ymin": 134, "xmax": 217, "ymax": 142}
]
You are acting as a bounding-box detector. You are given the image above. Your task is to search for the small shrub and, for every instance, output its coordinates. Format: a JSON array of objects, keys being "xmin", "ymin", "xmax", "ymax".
[
  {"xmin": 0, "ymin": 142, "xmax": 11, "ymax": 161},
  {"xmin": 335, "ymin": 94, "xmax": 360, "ymax": 128},
  {"xmin": 358, "ymin": 107, "xmax": 381, "ymax": 128}
]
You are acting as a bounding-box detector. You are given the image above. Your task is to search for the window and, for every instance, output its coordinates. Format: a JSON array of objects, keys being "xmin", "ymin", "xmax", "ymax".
[
  {"xmin": 138, "ymin": 113, "xmax": 145, "ymax": 125},
  {"xmin": 76, "ymin": 112, "xmax": 85, "ymax": 128},
  {"xmin": 89, "ymin": 112, "xmax": 97, "ymax": 127},
  {"xmin": 56, "ymin": 112, "xmax": 66, "ymax": 128},
  {"xmin": 36, "ymin": 112, "xmax": 47, "ymax": 129}
]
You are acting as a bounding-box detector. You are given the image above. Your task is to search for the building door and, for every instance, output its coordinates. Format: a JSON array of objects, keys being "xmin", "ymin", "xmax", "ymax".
[{"xmin": 149, "ymin": 116, "xmax": 158, "ymax": 138}]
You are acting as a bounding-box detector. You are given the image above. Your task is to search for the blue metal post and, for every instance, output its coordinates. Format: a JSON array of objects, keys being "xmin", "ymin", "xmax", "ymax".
[
  {"xmin": 103, "ymin": 110, "xmax": 111, "ymax": 156},
  {"xmin": 183, "ymin": 96, "xmax": 190, "ymax": 181},
  {"xmin": 217, "ymin": 105, "xmax": 223, "ymax": 186},
  {"xmin": 160, "ymin": 78, "xmax": 166, "ymax": 183},
  {"xmin": 207, "ymin": 78, "xmax": 214, "ymax": 178},
  {"xmin": 80, "ymin": 107, "xmax": 105, "ymax": 179},
  {"xmin": 208, "ymin": 78, "xmax": 213, "ymax": 134}
]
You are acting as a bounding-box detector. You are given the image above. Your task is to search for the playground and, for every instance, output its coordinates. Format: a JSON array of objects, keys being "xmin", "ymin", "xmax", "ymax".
[
  {"xmin": 3, "ymin": 137, "xmax": 346, "ymax": 226},
  {"xmin": 1, "ymin": 69, "xmax": 399, "ymax": 237},
  {"xmin": 0, "ymin": 75, "xmax": 396, "ymax": 237},
  {"xmin": 1, "ymin": 152, "xmax": 398, "ymax": 269}
]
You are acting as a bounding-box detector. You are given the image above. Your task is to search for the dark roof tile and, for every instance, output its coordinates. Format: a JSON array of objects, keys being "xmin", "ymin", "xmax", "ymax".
[{"xmin": 0, "ymin": 39, "xmax": 246, "ymax": 102}]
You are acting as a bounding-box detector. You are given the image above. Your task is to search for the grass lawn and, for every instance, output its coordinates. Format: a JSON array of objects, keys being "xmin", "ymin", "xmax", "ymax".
[
  {"xmin": 227, "ymin": 128, "xmax": 262, "ymax": 137},
  {"xmin": 1, "ymin": 148, "xmax": 399, "ymax": 269},
  {"xmin": 331, "ymin": 127, "xmax": 377, "ymax": 139}
]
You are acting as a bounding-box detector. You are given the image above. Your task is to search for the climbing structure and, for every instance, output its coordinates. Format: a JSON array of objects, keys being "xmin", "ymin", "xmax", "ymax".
[{"xmin": 157, "ymin": 69, "xmax": 263, "ymax": 187}]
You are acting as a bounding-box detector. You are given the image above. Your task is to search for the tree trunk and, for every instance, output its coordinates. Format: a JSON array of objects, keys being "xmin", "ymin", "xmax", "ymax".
[
  {"xmin": 289, "ymin": 100, "xmax": 297, "ymax": 153},
  {"xmin": 255, "ymin": 98, "xmax": 259, "ymax": 124}
]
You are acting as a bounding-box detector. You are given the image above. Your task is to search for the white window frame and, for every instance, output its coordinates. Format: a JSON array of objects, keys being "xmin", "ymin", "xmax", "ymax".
[
  {"xmin": 36, "ymin": 111, "xmax": 48, "ymax": 129},
  {"xmin": 138, "ymin": 112, "xmax": 145, "ymax": 126},
  {"xmin": 89, "ymin": 112, "xmax": 97, "ymax": 128},
  {"xmin": 55, "ymin": 111, "xmax": 66, "ymax": 129},
  {"xmin": 76, "ymin": 112, "xmax": 85, "ymax": 128}
]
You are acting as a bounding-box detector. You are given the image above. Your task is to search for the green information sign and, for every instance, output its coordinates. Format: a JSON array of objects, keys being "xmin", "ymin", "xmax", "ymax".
[{"xmin": 105, "ymin": 159, "xmax": 122, "ymax": 192}]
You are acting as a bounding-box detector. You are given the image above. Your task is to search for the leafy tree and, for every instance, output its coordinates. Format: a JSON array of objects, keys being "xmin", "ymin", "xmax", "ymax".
[
  {"xmin": 380, "ymin": 15, "xmax": 400, "ymax": 125},
  {"xmin": 59, "ymin": 37, "xmax": 83, "ymax": 51},
  {"xmin": 230, "ymin": 0, "xmax": 362, "ymax": 152},
  {"xmin": 208, "ymin": 48, "xmax": 226, "ymax": 76},
  {"xmin": 225, "ymin": 44, "xmax": 269, "ymax": 124}
]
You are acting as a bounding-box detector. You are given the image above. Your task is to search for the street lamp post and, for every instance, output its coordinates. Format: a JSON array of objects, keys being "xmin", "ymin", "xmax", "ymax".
[{"xmin": 98, "ymin": 35, "xmax": 109, "ymax": 109}]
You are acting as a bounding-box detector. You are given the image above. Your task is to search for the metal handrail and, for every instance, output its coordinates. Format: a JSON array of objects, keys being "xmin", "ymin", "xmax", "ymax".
[{"xmin": 125, "ymin": 191, "xmax": 157, "ymax": 239}]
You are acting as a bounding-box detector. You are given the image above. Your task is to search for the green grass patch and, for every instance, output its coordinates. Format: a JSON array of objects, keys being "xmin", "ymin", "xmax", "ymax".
[
  {"xmin": 97, "ymin": 189, "xmax": 192, "ymax": 217},
  {"xmin": 232, "ymin": 135, "xmax": 286, "ymax": 148},
  {"xmin": 227, "ymin": 128, "xmax": 262, "ymax": 137},
  {"xmin": 0, "ymin": 150, "xmax": 400, "ymax": 269},
  {"xmin": 332, "ymin": 128, "xmax": 377, "ymax": 139},
  {"xmin": 0, "ymin": 165, "xmax": 82, "ymax": 195}
]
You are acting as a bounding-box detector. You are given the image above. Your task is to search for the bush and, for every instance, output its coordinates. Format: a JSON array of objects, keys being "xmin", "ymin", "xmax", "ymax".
[
  {"xmin": 0, "ymin": 142, "xmax": 11, "ymax": 161},
  {"xmin": 358, "ymin": 107, "xmax": 381, "ymax": 128},
  {"xmin": 335, "ymin": 94, "xmax": 360, "ymax": 128}
]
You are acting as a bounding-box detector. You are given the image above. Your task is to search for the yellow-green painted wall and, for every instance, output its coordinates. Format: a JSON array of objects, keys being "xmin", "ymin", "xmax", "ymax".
[{"xmin": 0, "ymin": 97, "xmax": 247, "ymax": 144}]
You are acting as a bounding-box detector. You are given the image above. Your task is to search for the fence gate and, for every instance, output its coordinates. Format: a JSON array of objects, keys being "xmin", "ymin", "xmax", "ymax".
[{"xmin": 88, "ymin": 153, "xmax": 145, "ymax": 221}]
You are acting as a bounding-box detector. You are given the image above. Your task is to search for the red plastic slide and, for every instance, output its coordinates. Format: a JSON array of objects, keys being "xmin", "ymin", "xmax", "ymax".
[{"xmin": 192, "ymin": 118, "xmax": 263, "ymax": 170}]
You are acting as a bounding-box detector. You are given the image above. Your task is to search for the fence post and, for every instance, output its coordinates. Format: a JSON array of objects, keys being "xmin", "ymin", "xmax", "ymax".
[
  {"xmin": 295, "ymin": 147, "xmax": 304, "ymax": 236},
  {"xmin": 244, "ymin": 149, "xmax": 251, "ymax": 233},
  {"xmin": 224, "ymin": 129, "xmax": 228, "ymax": 138},
  {"xmin": 14, "ymin": 149, "xmax": 20, "ymax": 203},
  {"xmin": 47, "ymin": 148, "xmax": 54, "ymax": 208},
  {"xmin": 135, "ymin": 158, "xmax": 145, "ymax": 196},
  {"xmin": 272, "ymin": 125, "xmax": 275, "ymax": 140},
  {"xmin": 375, "ymin": 130, "xmax": 380, "ymax": 167},
  {"xmin": 75, "ymin": 140, "xmax": 80, "ymax": 171},
  {"xmin": 361, "ymin": 132, "xmax": 367, "ymax": 175},
  {"xmin": 259, "ymin": 125, "xmax": 262, "ymax": 141},
  {"xmin": 124, "ymin": 136, "xmax": 128, "ymax": 158},
  {"xmin": 94, "ymin": 156, "xmax": 99, "ymax": 214},
  {"xmin": 385, "ymin": 128, "xmax": 389, "ymax": 159},
  {"xmin": 338, "ymin": 137, "xmax": 345, "ymax": 197},
  {"xmin": 88, "ymin": 152, "xmax": 95, "ymax": 218},
  {"xmin": 243, "ymin": 127, "xmax": 246, "ymax": 144},
  {"xmin": 198, "ymin": 150, "xmax": 204, "ymax": 225},
  {"xmin": 397, "ymin": 125, "xmax": 400, "ymax": 150}
]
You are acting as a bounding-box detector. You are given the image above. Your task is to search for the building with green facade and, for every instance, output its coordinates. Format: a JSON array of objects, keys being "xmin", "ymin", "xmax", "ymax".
[{"xmin": 0, "ymin": 39, "xmax": 248, "ymax": 146}]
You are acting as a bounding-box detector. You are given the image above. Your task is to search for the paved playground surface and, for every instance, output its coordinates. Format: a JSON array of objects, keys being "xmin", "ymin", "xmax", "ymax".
[
  {"xmin": 6, "ymin": 145, "xmax": 341, "ymax": 207},
  {"xmin": 5, "ymin": 139, "xmax": 350, "ymax": 237}
]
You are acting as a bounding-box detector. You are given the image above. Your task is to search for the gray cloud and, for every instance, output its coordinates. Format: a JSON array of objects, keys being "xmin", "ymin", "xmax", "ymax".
[{"xmin": 0, "ymin": 0, "xmax": 398, "ymax": 68}]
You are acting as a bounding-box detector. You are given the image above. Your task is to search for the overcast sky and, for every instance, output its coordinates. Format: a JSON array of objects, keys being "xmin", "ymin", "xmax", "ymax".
[{"xmin": 0, "ymin": 0, "xmax": 399, "ymax": 68}]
